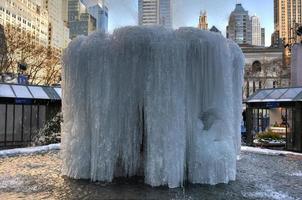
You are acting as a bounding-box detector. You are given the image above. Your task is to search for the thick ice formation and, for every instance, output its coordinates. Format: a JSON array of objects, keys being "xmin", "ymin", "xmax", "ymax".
[{"xmin": 62, "ymin": 26, "xmax": 244, "ymax": 188}]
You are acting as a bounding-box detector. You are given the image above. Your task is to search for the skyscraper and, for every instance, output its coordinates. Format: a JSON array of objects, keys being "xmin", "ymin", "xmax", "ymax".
[
  {"xmin": 138, "ymin": 0, "xmax": 172, "ymax": 28},
  {"xmin": 251, "ymin": 15, "xmax": 261, "ymax": 46},
  {"xmin": 0, "ymin": 0, "xmax": 49, "ymax": 47},
  {"xmin": 226, "ymin": 4, "xmax": 252, "ymax": 45},
  {"xmin": 67, "ymin": 0, "xmax": 96, "ymax": 39},
  {"xmin": 261, "ymin": 28, "xmax": 265, "ymax": 47},
  {"xmin": 273, "ymin": 0, "xmax": 302, "ymax": 48},
  {"xmin": 81, "ymin": 0, "xmax": 108, "ymax": 33},
  {"xmin": 198, "ymin": 11, "xmax": 208, "ymax": 30},
  {"xmin": 41, "ymin": 0, "xmax": 70, "ymax": 51},
  {"xmin": 87, "ymin": 3, "xmax": 108, "ymax": 33}
]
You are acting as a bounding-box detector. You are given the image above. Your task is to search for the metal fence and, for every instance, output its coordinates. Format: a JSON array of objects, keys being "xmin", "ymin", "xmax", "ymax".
[{"xmin": 0, "ymin": 103, "xmax": 47, "ymax": 148}]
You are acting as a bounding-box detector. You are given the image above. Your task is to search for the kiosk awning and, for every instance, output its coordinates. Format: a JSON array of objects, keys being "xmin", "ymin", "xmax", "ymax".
[
  {"xmin": 0, "ymin": 83, "xmax": 61, "ymax": 100},
  {"xmin": 247, "ymin": 87, "xmax": 302, "ymax": 103}
]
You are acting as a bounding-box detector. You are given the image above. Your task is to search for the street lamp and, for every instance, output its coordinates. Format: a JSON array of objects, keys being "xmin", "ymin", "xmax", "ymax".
[
  {"xmin": 18, "ymin": 63, "xmax": 27, "ymax": 71},
  {"xmin": 17, "ymin": 63, "xmax": 28, "ymax": 84}
]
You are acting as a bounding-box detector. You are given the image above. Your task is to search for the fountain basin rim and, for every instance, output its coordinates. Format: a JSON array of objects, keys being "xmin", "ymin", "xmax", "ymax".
[
  {"xmin": 0, "ymin": 143, "xmax": 60, "ymax": 158},
  {"xmin": 241, "ymin": 146, "xmax": 302, "ymax": 157},
  {"xmin": 1, "ymin": 143, "xmax": 301, "ymax": 158}
]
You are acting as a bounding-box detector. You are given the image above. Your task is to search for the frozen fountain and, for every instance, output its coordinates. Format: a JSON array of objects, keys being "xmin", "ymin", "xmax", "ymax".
[{"xmin": 61, "ymin": 26, "xmax": 244, "ymax": 188}]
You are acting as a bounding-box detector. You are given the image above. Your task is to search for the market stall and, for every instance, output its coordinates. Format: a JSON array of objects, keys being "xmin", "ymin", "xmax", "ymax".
[
  {"xmin": 246, "ymin": 87, "xmax": 302, "ymax": 152},
  {"xmin": 0, "ymin": 83, "xmax": 61, "ymax": 148}
]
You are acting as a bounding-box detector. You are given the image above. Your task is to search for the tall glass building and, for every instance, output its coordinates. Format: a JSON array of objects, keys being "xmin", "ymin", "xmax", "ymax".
[
  {"xmin": 138, "ymin": 0, "xmax": 172, "ymax": 28},
  {"xmin": 226, "ymin": 4, "xmax": 252, "ymax": 45},
  {"xmin": 87, "ymin": 3, "xmax": 108, "ymax": 33},
  {"xmin": 68, "ymin": 0, "xmax": 96, "ymax": 39}
]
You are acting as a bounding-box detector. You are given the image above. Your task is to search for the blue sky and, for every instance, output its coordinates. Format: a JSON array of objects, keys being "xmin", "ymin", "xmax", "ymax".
[{"xmin": 107, "ymin": 0, "xmax": 274, "ymax": 46}]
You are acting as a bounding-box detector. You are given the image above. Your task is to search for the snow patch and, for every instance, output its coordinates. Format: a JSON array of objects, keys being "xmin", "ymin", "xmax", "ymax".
[
  {"xmin": 0, "ymin": 176, "xmax": 24, "ymax": 190},
  {"xmin": 241, "ymin": 146, "xmax": 302, "ymax": 157},
  {"xmin": 242, "ymin": 185, "xmax": 296, "ymax": 200},
  {"xmin": 289, "ymin": 172, "xmax": 302, "ymax": 177},
  {"xmin": 0, "ymin": 144, "xmax": 60, "ymax": 157}
]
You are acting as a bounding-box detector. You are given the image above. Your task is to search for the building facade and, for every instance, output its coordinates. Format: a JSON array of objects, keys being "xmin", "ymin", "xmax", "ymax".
[
  {"xmin": 138, "ymin": 0, "xmax": 172, "ymax": 28},
  {"xmin": 62, "ymin": 0, "xmax": 68, "ymax": 25},
  {"xmin": 198, "ymin": 11, "xmax": 208, "ymax": 30},
  {"xmin": 251, "ymin": 15, "xmax": 261, "ymax": 46},
  {"xmin": 86, "ymin": 1, "xmax": 108, "ymax": 33},
  {"xmin": 41, "ymin": 0, "xmax": 70, "ymax": 51},
  {"xmin": 0, "ymin": 0, "xmax": 49, "ymax": 47},
  {"xmin": 261, "ymin": 28, "xmax": 265, "ymax": 47},
  {"xmin": 68, "ymin": 0, "xmax": 96, "ymax": 40},
  {"xmin": 227, "ymin": 4, "xmax": 252, "ymax": 45},
  {"xmin": 242, "ymin": 45, "xmax": 290, "ymax": 100},
  {"xmin": 273, "ymin": 0, "xmax": 302, "ymax": 49}
]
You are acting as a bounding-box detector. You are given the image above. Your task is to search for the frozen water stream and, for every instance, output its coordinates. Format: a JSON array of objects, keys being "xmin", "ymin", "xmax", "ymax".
[{"xmin": 62, "ymin": 26, "xmax": 244, "ymax": 188}]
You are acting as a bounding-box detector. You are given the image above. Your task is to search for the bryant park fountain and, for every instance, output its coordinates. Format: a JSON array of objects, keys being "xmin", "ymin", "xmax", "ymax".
[{"xmin": 61, "ymin": 26, "xmax": 244, "ymax": 188}]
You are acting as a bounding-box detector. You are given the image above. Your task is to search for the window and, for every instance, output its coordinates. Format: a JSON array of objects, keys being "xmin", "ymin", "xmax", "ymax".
[
  {"xmin": 252, "ymin": 60, "xmax": 262, "ymax": 72},
  {"xmin": 273, "ymin": 81, "xmax": 277, "ymax": 88},
  {"xmin": 253, "ymin": 81, "xmax": 256, "ymax": 92}
]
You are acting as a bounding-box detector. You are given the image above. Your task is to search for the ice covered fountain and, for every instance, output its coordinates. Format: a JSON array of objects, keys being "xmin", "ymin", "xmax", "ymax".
[{"xmin": 61, "ymin": 26, "xmax": 244, "ymax": 188}]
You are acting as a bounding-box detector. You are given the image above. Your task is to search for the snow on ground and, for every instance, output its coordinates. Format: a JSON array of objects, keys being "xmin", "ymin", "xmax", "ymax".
[
  {"xmin": 242, "ymin": 185, "xmax": 296, "ymax": 200},
  {"xmin": 0, "ymin": 176, "xmax": 24, "ymax": 190},
  {"xmin": 0, "ymin": 144, "xmax": 60, "ymax": 157},
  {"xmin": 289, "ymin": 172, "xmax": 302, "ymax": 177},
  {"xmin": 241, "ymin": 146, "xmax": 302, "ymax": 157}
]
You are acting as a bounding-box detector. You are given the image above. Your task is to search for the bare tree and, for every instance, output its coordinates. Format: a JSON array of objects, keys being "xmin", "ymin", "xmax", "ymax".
[
  {"xmin": 0, "ymin": 24, "xmax": 61, "ymax": 85},
  {"xmin": 42, "ymin": 50, "xmax": 61, "ymax": 86}
]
